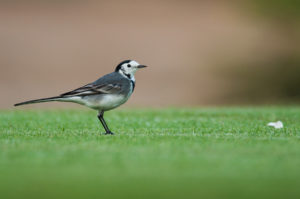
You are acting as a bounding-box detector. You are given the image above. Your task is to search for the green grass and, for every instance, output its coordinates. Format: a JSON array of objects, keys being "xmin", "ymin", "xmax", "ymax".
[{"xmin": 0, "ymin": 107, "xmax": 300, "ymax": 199}]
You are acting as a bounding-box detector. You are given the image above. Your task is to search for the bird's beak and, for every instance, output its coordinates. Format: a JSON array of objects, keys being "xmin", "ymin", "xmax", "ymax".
[{"xmin": 137, "ymin": 65, "xmax": 147, "ymax": 69}]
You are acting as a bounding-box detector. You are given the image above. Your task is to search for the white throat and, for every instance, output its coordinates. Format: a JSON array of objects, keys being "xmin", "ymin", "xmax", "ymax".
[{"xmin": 118, "ymin": 70, "xmax": 135, "ymax": 82}]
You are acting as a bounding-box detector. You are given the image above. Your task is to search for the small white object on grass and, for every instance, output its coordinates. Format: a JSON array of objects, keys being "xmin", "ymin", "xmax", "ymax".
[{"xmin": 267, "ymin": 121, "xmax": 283, "ymax": 129}]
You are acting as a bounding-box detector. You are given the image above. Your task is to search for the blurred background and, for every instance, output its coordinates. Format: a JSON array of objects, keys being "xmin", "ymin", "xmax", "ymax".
[{"xmin": 0, "ymin": 0, "xmax": 299, "ymax": 108}]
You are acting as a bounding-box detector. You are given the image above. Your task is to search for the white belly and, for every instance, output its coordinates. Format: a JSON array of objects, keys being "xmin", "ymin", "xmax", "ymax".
[{"xmin": 83, "ymin": 94, "xmax": 131, "ymax": 111}]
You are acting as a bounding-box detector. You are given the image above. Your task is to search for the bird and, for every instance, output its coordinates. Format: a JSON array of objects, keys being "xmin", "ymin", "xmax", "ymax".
[{"xmin": 14, "ymin": 60, "xmax": 147, "ymax": 135}]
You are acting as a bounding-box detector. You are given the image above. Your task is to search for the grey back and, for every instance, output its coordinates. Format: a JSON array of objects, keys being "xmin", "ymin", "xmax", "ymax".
[{"xmin": 93, "ymin": 72, "xmax": 132, "ymax": 95}]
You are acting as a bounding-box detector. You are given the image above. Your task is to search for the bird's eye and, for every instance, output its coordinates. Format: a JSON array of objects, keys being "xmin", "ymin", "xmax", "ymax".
[{"xmin": 128, "ymin": 64, "xmax": 131, "ymax": 68}]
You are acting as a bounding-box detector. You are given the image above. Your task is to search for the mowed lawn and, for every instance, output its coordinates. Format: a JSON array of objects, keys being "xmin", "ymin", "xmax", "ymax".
[{"xmin": 0, "ymin": 107, "xmax": 300, "ymax": 199}]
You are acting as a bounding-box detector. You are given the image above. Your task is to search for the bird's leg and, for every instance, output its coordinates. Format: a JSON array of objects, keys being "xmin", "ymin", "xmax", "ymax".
[{"xmin": 97, "ymin": 111, "xmax": 114, "ymax": 135}]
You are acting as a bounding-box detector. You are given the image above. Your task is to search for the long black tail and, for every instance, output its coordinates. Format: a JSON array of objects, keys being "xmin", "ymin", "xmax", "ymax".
[{"xmin": 14, "ymin": 96, "xmax": 62, "ymax": 106}]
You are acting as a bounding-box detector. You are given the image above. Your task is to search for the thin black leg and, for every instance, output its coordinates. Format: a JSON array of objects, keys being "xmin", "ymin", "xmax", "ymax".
[{"xmin": 97, "ymin": 111, "xmax": 114, "ymax": 135}]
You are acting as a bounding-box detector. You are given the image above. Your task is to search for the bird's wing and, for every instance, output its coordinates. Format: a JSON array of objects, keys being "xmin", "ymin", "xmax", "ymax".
[{"xmin": 60, "ymin": 83, "xmax": 122, "ymax": 97}]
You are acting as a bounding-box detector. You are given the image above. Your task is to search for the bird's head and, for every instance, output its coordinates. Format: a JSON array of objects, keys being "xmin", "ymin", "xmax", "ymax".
[{"xmin": 115, "ymin": 60, "xmax": 147, "ymax": 78}]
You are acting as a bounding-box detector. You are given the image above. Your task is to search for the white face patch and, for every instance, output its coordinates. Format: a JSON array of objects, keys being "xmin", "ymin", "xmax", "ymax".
[
  {"xmin": 129, "ymin": 60, "xmax": 139, "ymax": 67},
  {"xmin": 119, "ymin": 60, "xmax": 140, "ymax": 79}
]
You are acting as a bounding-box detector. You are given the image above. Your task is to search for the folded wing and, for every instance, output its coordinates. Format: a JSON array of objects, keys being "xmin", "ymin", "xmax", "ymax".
[{"xmin": 60, "ymin": 83, "xmax": 122, "ymax": 97}]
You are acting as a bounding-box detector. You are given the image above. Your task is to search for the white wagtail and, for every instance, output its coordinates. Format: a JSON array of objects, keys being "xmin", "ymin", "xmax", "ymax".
[{"xmin": 15, "ymin": 60, "xmax": 147, "ymax": 135}]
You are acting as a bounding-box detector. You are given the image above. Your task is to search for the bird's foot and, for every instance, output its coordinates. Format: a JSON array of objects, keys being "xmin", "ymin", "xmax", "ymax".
[{"xmin": 105, "ymin": 131, "xmax": 114, "ymax": 135}]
